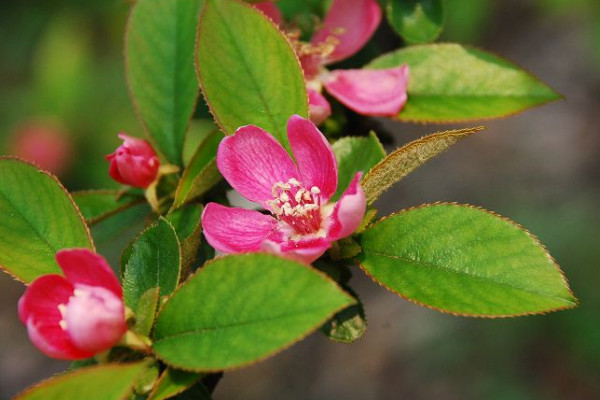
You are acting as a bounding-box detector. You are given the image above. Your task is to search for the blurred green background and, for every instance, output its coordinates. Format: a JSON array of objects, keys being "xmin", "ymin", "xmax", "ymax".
[{"xmin": 1, "ymin": 0, "xmax": 599, "ymax": 399}]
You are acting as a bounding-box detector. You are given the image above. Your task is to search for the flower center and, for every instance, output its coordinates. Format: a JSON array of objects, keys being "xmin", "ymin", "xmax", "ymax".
[{"xmin": 267, "ymin": 178, "xmax": 323, "ymax": 235}]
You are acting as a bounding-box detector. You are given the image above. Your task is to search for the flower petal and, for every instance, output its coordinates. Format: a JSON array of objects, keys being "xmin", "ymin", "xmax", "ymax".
[
  {"xmin": 202, "ymin": 202, "xmax": 279, "ymax": 254},
  {"xmin": 217, "ymin": 125, "xmax": 299, "ymax": 205},
  {"xmin": 18, "ymin": 274, "xmax": 72, "ymax": 325},
  {"xmin": 328, "ymin": 172, "xmax": 366, "ymax": 240},
  {"xmin": 308, "ymin": 88, "xmax": 332, "ymax": 125},
  {"xmin": 56, "ymin": 249, "xmax": 123, "ymax": 298},
  {"xmin": 253, "ymin": 1, "xmax": 283, "ymax": 25},
  {"xmin": 287, "ymin": 115, "xmax": 337, "ymax": 202},
  {"xmin": 312, "ymin": 0, "xmax": 381, "ymax": 64},
  {"xmin": 262, "ymin": 238, "xmax": 331, "ymax": 265},
  {"xmin": 65, "ymin": 286, "xmax": 126, "ymax": 354},
  {"xmin": 323, "ymin": 66, "xmax": 409, "ymax": 116},
  {"xmin": 27, "ymin": 318, "xmax": 92, "ymax": 360}
]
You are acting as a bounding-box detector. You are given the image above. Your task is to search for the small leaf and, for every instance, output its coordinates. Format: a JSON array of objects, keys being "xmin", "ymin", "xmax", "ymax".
[
  {"xmin": 197, "ymin": 0, "xmax": 308, "ymax": 150},
  {"xmin": 122, "ymin": 218, "xmax": 181, "ymax": 312},
  {"xmin": 386, "ymin": 0, "xmax": 444, "ymax": 44},
  {"xmin": 172, "ymin": 382, "xmax": 212, "ymax": 400},
  {"xmin": 0, "ymin": 158, "xmax": 93, "ymax": 283},
  {"xmin": 14, "ymin": 362, "xmax": 148, "ymax": 400},
  {"xmin": 148, "ymin": 369, "xmax": 203, "ymax": 400},
  {"xmin": 332, "ymin": 132, "xmax": 386, "ymax": 200},
  {"xmin": 72, "ymin": 190, "xmax": 144, "ymax": 225},
  {"xmin": 358, "ymin": 203, "xmax": 577, "ymax": 316},
  {"xmin": 126, "ymin": 0, "xmax": 202, "ymax": 165},
  {"xmin": 167, "ymin": 204, "xmax": 204, "ymax": 274},
  {"xmin": 362, "ymin": 127, "xmax": 483, "ymax": 204},
  {"xmin": 321, "ymin": 288, "xmax": 367, "ymax": 343},
  {"xmin": 135, "ymin": 362, "xmax": 160, "ymax": 395},
  {"xmin": 329, "ymin": 237, "xmax": 362, "ymax": 260},
  {"xmin": 172, "ymin": 130, "xmax": 223, "ymax": 210},
  {"xmin": 153, "ymin": 253, "xmax": 354, "ymax": 371},
  {"xmin": 368, "ymin": 44, "xmax": 562, "ymax": 122},
  {"xmin": 134, "ymin": 287, "xmax": 160, "ymax": 337}
]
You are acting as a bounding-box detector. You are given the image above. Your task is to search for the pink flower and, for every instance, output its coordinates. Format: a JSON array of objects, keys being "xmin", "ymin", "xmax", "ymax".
[
  {"xmin": 202, "ymin": 115, "xmax": 366, "ymax": 264},
  {"xmin": 106, "ymin": 133, "xmax": 160, "ymax": 188},
  {"xmin": 253, "ymin": 1, "xmax": 282, "ymax": 25},
  {"xmin": 10, "ymin": 121, "xmax": 73, "ymax": 176},
  {"xmin": 256, "ymin": 0, "xmax": 409, "ymax": 123},
  {"xmin": 18, "ymin": 249, "xmax": 127, "ymax": 360}
]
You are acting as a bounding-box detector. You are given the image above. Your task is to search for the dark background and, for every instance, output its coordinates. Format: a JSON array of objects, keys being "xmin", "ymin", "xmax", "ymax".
[{"xmin": 1, "ymin": 0, "xmax": 599, "ymax": 399}]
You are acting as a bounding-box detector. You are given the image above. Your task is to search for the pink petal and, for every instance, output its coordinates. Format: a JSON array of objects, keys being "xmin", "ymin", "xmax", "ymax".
[
  {"xmin": 56, "ymin": 249, "xmax": 123, "ymax": 298},
  {"xmin": 262, "ymin": 238, "xmax": 331, "ymax": 265},
  {"xmin": 253, "ymin": 2, "xmax": 283, "ymax": 25},
  {"xmin": 18, "ymin": 275, "xmax": 73, "ymax": 325},
  {"xmin": 327, "ymin": 172, "xmax": 366, "ymax": 240},
  {"xmin": 202, "ymin": 202, "xmax": 279, "ymax": 254},
  {"xmin": 117, "ymin": 133, "xmax": 156, "ymax": 159},
  {"xmin": 65, "ymin": 285, "xmax": 126, "ymax": 354},
  {"xmin": 27, "ymin": 318, "xmax": 93, "ymax": 360},
  {"xmin": 312, "ymin": 0, "xmax": 381, "ymax": 64},
  {"xmin": 287, "ymin": 115, "xmax": 337, "ymax": 202},
  {"xmin": 323, "ymin": 66, "xmax": 409, "ymax": 116},
  {"xmin": 217, "ymin": 125, "xmax": 299, "ymax": 205},
  {"xmin": 308, "ymin": 88, "xmax": 332, "ymax": 125}
]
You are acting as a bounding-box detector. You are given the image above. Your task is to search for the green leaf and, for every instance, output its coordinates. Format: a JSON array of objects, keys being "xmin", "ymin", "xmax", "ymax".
[
  {"xmin": 358, "ymin": 203, "xmax": 577, "ymax": 316},
  {"xmin": 197, "ymin": 0, "xmax": 308, "ymax": 150},
  {"xmin": 148, "ymin": 369, "xmax": 202, "ymax": 400},
  {"xmin": 91, "ymin": 203, "xmax": 151, "ymax": 268},
  {"xmin": 172, "ymin": 130, "xmax": 223, "ymax": 210},
  {"xmin": 386, "ymin": 0, "xmax": 444, "ymax": 44},
  {"xmin": 321, "ymin": 296, "xmax": 367, "ymax": 343},
  {"xmin": 368, "ymin": 44, "xmax": 562, "ymax": 122},
  {"xmin": 153, "ymin": 253, "xmax": 354, "ymax": 371},
  {"xmin": 362, "ymin": 127, "xmax": 483, "ymax": 205},
  {"xmin": 14, "ymin": 362, "xmax": 148, "ymax": 400},
  {"xmin": 332, "ymin": 132, "xmax": 386, "ymax": 201},
  {"xmin": 0, "ymin": 158, "xmax": 93, "ymax": 283},
  {"xmin": 122, "ymin": 218, "xmax": 181, "ymax": 312},
  {"xmin": 126, "ymin": 0, "xmax": 202, "ymax": 165},
  {"xmin": 134, "ymin": 287, "xmax": 160, "ymax": 337},
  {"xmin": 72, "ymin": 190, "xmax": 144, "ymax": 225},
  {"xmin": 167, "ymin": 204, "xmax": 204, "ymax": 274}
]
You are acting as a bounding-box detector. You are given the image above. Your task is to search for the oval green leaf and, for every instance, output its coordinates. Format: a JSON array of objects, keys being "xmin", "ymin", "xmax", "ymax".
[
  {"xmin": 332, "ymin": 132, "xmax": 386, "ymax": 201},
  {"xmin": 153, "ymin": 253, "xmax": 354, "ymax": 371},
  {"xmin": 362, "ymin": 126, "xmax": 483, "ymax": 204},
  {"xmin": 0, "ymin": 158, "xmax": 93, "ymax": 283},
  {"xmin": 122, "ymin": 218, "xmax": 181, "ymax": 311},
  {"xmin": 72, "ymin": 190, "xmax": 144, "ymax": 225},
  {"xmin": 14, "ymin": 362, "xmax": 148, "ymax": 400},
  {"xmin": 358, "ymin": 203, "xmax": 577, "ymax": 316},
  {"xmin": 386, "ymin": 0, "xmax": 444, "ymax": 44},
  {"xmin": 197, "ymin": 0, "xmax": 308, "ymax": 150},
  {"xmin": 368, "ymin": 44, "xmax": 562, "ymax": 122},
  {"xmin": 126, "ymin": 0, "xmax": 201, "ymax": 165}
]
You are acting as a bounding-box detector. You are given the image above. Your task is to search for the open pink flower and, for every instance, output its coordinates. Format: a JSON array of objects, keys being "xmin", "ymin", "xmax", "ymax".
[
  {"xmin": 18, "ymin": 249, "xmax": 127, "ymax": 360},
  {"xmin": 255, "ymin": 0, "xmax": 409, "ymax": 123},
  {"xmin": 202, "ymin": 115, "xmax": 366, "ymax": 264},
  {"xmin": 106, "ymin": 133, "xmax": 160, "ymax": 188}
]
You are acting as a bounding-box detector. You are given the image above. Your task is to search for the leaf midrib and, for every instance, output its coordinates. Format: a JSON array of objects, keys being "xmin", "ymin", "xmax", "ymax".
[
  {"xmin": 364, "ymin": 250, "xmax": 572, "ymax": 304},
  {"xmin": 208, "ymin": 0, "xmax": 279, "ymax": 136},
  {"xmin": 156, "ymin": 304, "xmax": 347, "ymax": 340}
]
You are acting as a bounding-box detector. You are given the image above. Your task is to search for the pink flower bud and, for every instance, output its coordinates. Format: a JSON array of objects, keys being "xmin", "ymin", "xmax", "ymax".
[
  {"xmin": 106, "ymin": 133, "xmax": 160, "ymax": 188},
  {"xmin": 18, "ymin": 249, "xmax": 127, "ymax": 360}
]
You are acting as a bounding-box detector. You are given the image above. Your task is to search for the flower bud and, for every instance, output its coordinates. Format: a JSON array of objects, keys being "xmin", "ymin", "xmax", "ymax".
[
  {"xmin": 106, "ymin": 133, "xmax": 159, "ymax": 188},
  {"xmin": 18, "ymin": 249, "xmax": 127, "ymax": 360}
]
